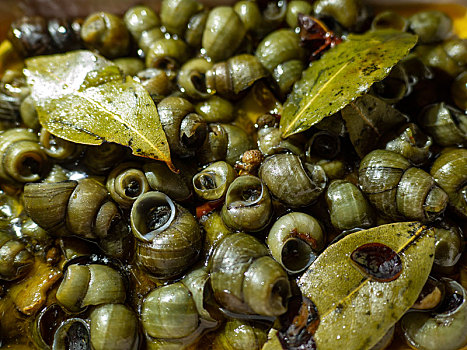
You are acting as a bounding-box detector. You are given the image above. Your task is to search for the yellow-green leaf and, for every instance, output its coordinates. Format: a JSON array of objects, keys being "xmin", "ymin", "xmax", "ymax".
[
  {"xmin": 280, "ymin": 30, "xmax": 418, "ymax": 138},
  {"xmin": 25, "ymin": 50, "xmax": 175, "ymax": 171},
  {"xmin": 299, "ymin": 222, "xmax": 434, "ymax": 350}
]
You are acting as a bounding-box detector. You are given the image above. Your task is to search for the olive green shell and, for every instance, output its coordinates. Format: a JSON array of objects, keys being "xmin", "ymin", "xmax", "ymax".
[
  {"xmin": 24, "ymin": 178, "xmax": 122, "ymax": 240},
  {"xmin": 212, "ymin": 319, "xmax": 268, "ymax": 350},
  {"xmin": 56, "ymin": 264, "xmax": 126, "ymax": 312},
  {"xmin": 267, "ymin": 212, "xmax": 324, "ymax": 274},
  {"xmin": 326, "ymin": 180, "xmax": 375, "ymax": 231},
  {"xmin": 419, "ymin": 103, "xmax": 466, "ymax": 147},
  {"xmin": 131, "ymin": 191, "xmax": 202, "ymax": 278},
  {"xmin": 178, "ymin": 58, "xmax": 213, "ymax": 100},
  {"xmin": 210, "ymin": 233, "xmax": 291, "ymax": 316},
  {"xmin": 0, "ymin": 128, "xmax": 48, "ymax": 183},
  {"xmin": 145, "ymin": 38, "xmax": 189, "ymax": 70},
  {"xmin": 359, "ymin": 149, "xmax": 448, "ymax": 221},
  {"xmin": 0, "ymin": 231, "xmax": 34, "ymax": 281},
  {"xmin": 408, "ymin": 11, "xmax": 452, "ymax": 44},
  {"xmin": 142, "ymin": 282, "xmax": 199, "ymax": 339},
  {"xmin": 221, "ymin": 175, "xmax": 272, "ymax": 232},
  {"xmin": 259, "ymin": 153, "xmax": 327, "ymax": 207},
  {"xmin": 157, "ymin": 97, "xmax": 208, "ymax": 157},
  {"xmin": 401, "ymin": 279, "xmax": 467, "ymax": 350},
  {"xmin": 202, "ymin": 6, "xmax": 246, "ymax": 62},
  {"xmin": 430, "ymin": 148, "xmax": 467, "ymax": 219},
  {"xmin": 312, "ymin": 0, "xmax": 367, "ymax": 29},
  {"xmin": 106, "ymin": 162, "xmax": 150, "ymax": 209},
  {"xmin": 90, "ymin": 304, "xmax": 139, "ymax": 350},
  {"xmin": 160, "ymin": 0, "xmax": 203, "ymax": 36},
  {"xmin": 124, "ymin": 5, "xmax": 160, "ymax": 41},
  {"xmin": 193, "ymin": 161, "xmax": 236, "ymax": 201},
  {"xmin": 205, "ymin": 54, "xmax": 267, "ymax": 97},
  {"xmin": 81, "ymin": 12, "xmax": 130, "ymax": 58}
]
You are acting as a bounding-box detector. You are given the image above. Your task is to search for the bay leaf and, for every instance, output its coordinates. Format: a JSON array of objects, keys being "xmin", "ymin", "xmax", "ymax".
[
  {"xmin": 24, "ymin": 50, "xmax": 175, "ymax": 171},
  {"xmin": 280, "ymin": 30, "xmax": 417, "ymax": 138},
  {"xmin": 341, "ymin": 94, "xmax": 408, "ymax": 158},
  {"xmin": 298, "ymin": 222, "xmax": 434, "ymax": 350}
]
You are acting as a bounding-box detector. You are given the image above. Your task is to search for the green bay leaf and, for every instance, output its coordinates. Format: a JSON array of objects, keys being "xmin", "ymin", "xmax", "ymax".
[
  {"xmin": 280, "ymin": 30, "xmax": 417, "ymax": 138},
  {"xmin": 25, "ymin": 50, "xmax": 175, "ymax": 171},
  {"xmin": 298, "ymin": 222, "xmax": 434, "ymax": 350}
]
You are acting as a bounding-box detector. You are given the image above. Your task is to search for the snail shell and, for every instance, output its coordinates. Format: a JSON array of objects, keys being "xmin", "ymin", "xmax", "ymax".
[
  {"xmin": 359, "ymin": 149, "xmax": 448, "ymax": 221},
  {"xmin": 131, "ymin": 191, "xmax": 202, "ymax": 278},
  {"xmin": 210, "ymin": 233, "xmax": 291, "ymax": 316},
  {"xmin": 0, "ymin": 128, "xmax": 48, "ymax": 183}
]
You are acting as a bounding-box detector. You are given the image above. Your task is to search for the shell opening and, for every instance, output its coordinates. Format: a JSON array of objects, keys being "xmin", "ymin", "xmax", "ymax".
[
  {"xmin": 270, "ymin": 277, "xmax": 291, "ymax": 314},
  {"xmin": 281, "ymin": 238, "xmax": 316, "ymax": 274},
  {"xmin": 131, "ymin": 191, "xmax": 176, "ymax": 242}
]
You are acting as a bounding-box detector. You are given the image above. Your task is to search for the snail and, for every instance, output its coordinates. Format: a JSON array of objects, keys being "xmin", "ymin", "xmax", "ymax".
[
  {"xmin": 8, "ymin": 16, "xmax": 82, "ymax": 57},
  {"xmin": 209, "ymin": 232, "xmax": 291, "ymax": 316},
  {"xmin": 205, "ymin": 54, "xmax": 267, "ymax": 98},
  {"xmin": 0, "ymin": 128, "xmax": 49, "ymax": 184},
  {"xmin": 193, "ymin": 161, "xmax": 236, "ymax": 201},
  {"xmin": 0, "ymin": 231, "xmax": 34, "ymax": 281},
  {"xmin": 130, "ymin": 191, "xmax": 202, "ymax": 278},
  {"xmin": 81, "ymin": 12, "xmax": 130, "ymax": 58},
  {"xmin": 195, "ymin": 96, "xmax": 235, "ymax": 123},
  {"xmin": 430, "ymin": 148, "xmax": 467, "ymax": 219},
  {"xmin": 401, "ymin": 279, "xmax": 467, "ymax": 350},
  {"xmin": 39, "ymin": 128, "xmax": 83, "ymax": 161},
  {"xmin": 221, "ymin": 175, "xmax": 272, "ymax": 232},
  {"xmin": 384, "ymin": 123, "xmax": 432, "ymax": 166},
  {"xmin": 83, "ymin": 143, "xmax": 128, "ymax": 175},
  {"xmin": 106, "ymin": 162, "xmax": 150, "ymax": 209},
  {"xmin": 255, "ymin": 29, "xmax": 305, "ymax": 97},
  {"xmin": 212, "ymin": 319, "xmax": 268, "ymax": 350},
  {"xmin": 267, "ymin": 212, "xmax": 325, "ymax": 274},
  {"xmin": 198, "ymin": 123, "xmax": 254, "ymax": 166},
  {"xmin": 157, "ymin": 96, "xmax": 208, "ymax": 158},
  {"xmin": 141, "ymin": 267, "xmax": 218, "ymax": 346},
  {"xmin": 143, "ymin": 160, "xmax": 194, "ymax": 202},
  {"xmin": 55, "ymin": 263, "xmax": 126, "ymax": 312},
  {"xmin": 418, "ymin": 103, "xmax": 467, "ymax": 147},
  {"xmin": 23, "ymin": 178, "xmax": 125, "ymax": 241},
  {"xmin": 325, "ymin": 180, "xmax": 375, "ymax": 232},
  {"xmin": 359, "ymin": 149, "xmax": 449, "ymax": 222},
  {"xmin": 408, "ymin": 10, "xmax": 453, "ymax": 44},
  {"xmin": 160, "ymin": 0, "xmax": 204, "ymax": 37},
  {"xmin": 202, "ymin": 6, "xmax": 246, "ymax": 62},
  {"xmin": 178, "ymin": 58, "xmax": 213, "ymax": 100},
  {"xmin": 259, "ymin": 153, "xmax": 327, "ymax": 207}
]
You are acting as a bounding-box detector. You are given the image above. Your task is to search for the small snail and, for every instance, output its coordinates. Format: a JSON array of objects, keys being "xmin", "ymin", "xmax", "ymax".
[
  {"xmin": 193, "ymin": 161, "xmax": 236, "ymax": 201},
  {"xmin": 205, "ymin": 54, "xmax": 267, "ymax": 98},
  {"xmin": 221, "ymin": 175, "xmax": 272, "ymax": 232},
  {"xmin": 157, "ymin": 97, "xmax": 208, "ymax": 158},
  {"xmin": 0, "ymin": 231, "xmax": 34, "ymax": 281},
  {"xmin": 8, "ymin": 16, "xmax": 82, "ymax": 57},
  {"xmin": 267, "ymin": 212, "xmax": 324, "ymax": 274},
  {"xmin": 81, "ymin": 12, "xmax": 130, "ymax": 58},
  {"xmin": 56, "ymin": 263, "xmax": 126, "ymax": 312},
  {"xmin": 209, "ymin": 233, "xmax": 291, "ymax": 316},
  {"xmin": 359, "ymin": 149, "xmax": 448, "ymax": 222},
  {"xmin": 24, "ymin": 178, "xmax": 124, "ymax": 240},
  {"xmin": 430, "ymin": 148, "xmax": 467, "ymax": 219},
  {"xmin": 325, "ymin": 180, "xmax": 375, "ymax": 231},
  {"xmin": 202, "ymin": 6, "xmax": 246, "ymax": 62},
  {"xmin": 0, "ymin": 128, "xmax": 48, "ymax": 183},
  {"xmin": 255, "ymin": 29, "xmax": 305, "ymax": 97},
  {"xmin": 259, "ymin": 153, "xmax": 327, "ymax": 207},
  {"xmin": 130, "ymin": 191, "xmax": 202, "ymax": 278},
  {"xmin": 106, "ymin": 162, "xmax": 150, "ymax": 209}
]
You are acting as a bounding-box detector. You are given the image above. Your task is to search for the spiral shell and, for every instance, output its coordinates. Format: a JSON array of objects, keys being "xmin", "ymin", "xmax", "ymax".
[
  {"xmin": 131, "ymin": 191, "xmax": 202, "ymax": 278},
  {"xmin": 0, "ymin": 128, "xmax": 48, "ymax": 183}
]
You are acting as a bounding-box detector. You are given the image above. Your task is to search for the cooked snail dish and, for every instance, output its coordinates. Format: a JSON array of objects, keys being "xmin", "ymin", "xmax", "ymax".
[{"xmin": 0, "ymin": 0, "xmax": 466, "ymax": 349}]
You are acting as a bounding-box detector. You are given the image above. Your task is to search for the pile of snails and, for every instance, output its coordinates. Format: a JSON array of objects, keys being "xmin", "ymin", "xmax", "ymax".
[{"xmin": 0, "ymin": 0, "xmax": 466, "ymax": 349}]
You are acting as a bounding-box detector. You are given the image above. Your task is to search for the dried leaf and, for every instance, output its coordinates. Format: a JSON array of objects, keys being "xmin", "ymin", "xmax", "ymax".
[
  {"xmin": 298, "ymin": 222, "xmax": 434, "ymax": 350},
  {"xmin": 280, "ymin": 30, "xmax": 417, "ymax": 138},
  {"xmin": 25, "ymin": 50, "xmax": 175, "ymax": 171},
  {"xmin": 341, "ymin": 94, "xmax": 407, "ymax": 158}
]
